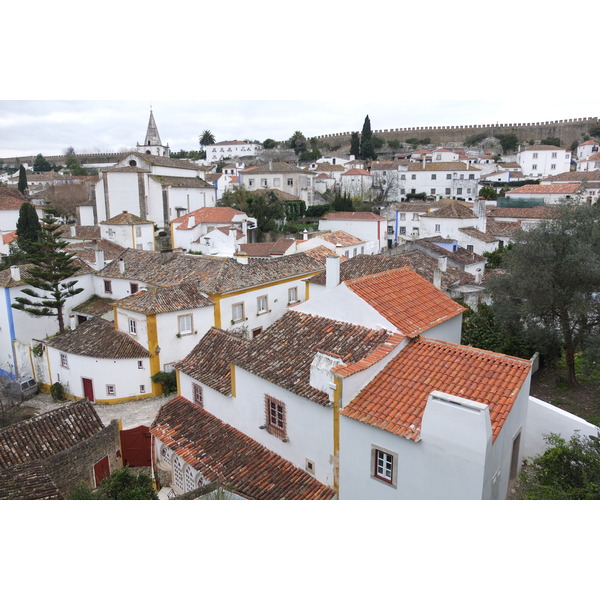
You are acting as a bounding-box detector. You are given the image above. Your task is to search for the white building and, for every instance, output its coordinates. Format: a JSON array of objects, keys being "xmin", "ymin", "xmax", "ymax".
[
  {"xmin": 100, "ymin": 211, "xmax": 155, "ymax": 251},
  {"xmin": 319, "ymin": 212, "xmax": 388, "ymax": 252},
  {"xmin": 504, "ymin": 183, "xmax": 582, "ymax": 205},
  {"xmin": 577, "ymin": 152, "xmax": 600, "ymax": 172},
  {"xmin": 576, "ymin": 139, "xmax": 599, "ymax": 161},
  {"xmin": 516, "ymin": 145, "xmax": 571, "ymax": 178},
  {"xmin": 204, "ymin": 141, "xmax": 261, "ymax": 162},
  {"xmin": 136, "ymin": 110, "xmax": 170, "ymax": 157},
  {"xmin": 339, "ymin": 168, "xmax": 373, "ymax": 199}
]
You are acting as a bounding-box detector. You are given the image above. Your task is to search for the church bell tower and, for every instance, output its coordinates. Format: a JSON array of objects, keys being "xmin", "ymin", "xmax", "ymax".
[{"xmin": 136, "ymin": 109, "xmax": 170, "ymax": 157}]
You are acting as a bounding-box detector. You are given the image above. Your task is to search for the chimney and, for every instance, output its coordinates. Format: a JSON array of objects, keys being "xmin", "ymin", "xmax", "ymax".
[
  {"xmin": 188, "ymin": 215, "xmax": 195, "ymax": 228},
  {"xmin": 235, "ymin": 251, "xmax": 249, "ymax": 265},
  {"xmin": 433, "ymin": 269, "xmax": 442, "ymax": 289},
  {"xmin": 326, "ymin": 255, "xmax": 340, "ymax": 289},
  {"xmin": 422, "ymin": 155, "xmax": 426, "ymax": 170},
  {"xmin": 474, "ymin": 198, "xmax": 487, "ymax": 232},
  {"xmin": 95, "ymin": 248, "xmax": 105, "ymax": 271},
  {"xmin": 119, "ymin": 257, "xmax": 125, "ymax": 275},
  {"xmin": 269, "ymin": 160, "xmax": 273, "ymax": 171},
  {"xmin": 161, "ymin": 249, "xmax": 174, "ymax": 264},
  {"xmin": 475, "ymin": 268, "xmax": 483, "ymax": 284},
  {"xmin": 69, "ymin": 315, "xmax": 77, "ymax": 329},
  {"xmin": 438, "ymin": 256, "xmax": 447, "ymax": 272},
  {"xmin": 70, "ymin": 225, "xmax": 77, "ymax": 237},
  {"xmin": 302, "ymin": 229, "xmax": 309, "ymax": 241},
  {"xmin": 10, "ymin": 266, "xmax": 20, "ymax": 281}
]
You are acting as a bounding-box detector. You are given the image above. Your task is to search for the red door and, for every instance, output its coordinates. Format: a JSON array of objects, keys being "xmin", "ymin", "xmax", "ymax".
[
  {"xmin": 94, "ymin": 456, "xmax": 110, "ymax": 487},
  {"xmin": 82, "ymin": 378, "xmax": 94, "ymax": 403},
  {"xmin": 120, "ymin": 426, "xmax": 152, "ymax": 467}
]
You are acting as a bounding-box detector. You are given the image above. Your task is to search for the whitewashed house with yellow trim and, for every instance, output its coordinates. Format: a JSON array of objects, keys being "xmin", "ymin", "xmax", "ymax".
[{"xmin": 100, "ymin": 211, "xmax": 155, "ymax": 251}]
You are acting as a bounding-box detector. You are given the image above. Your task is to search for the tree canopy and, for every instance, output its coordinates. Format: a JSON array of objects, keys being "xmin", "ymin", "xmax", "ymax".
[
  {"xmin": 487, "ymin": 201, "xmax": 600, "ymax": 385},
  {"xmin": 33, "ymin": 153, "xmax": 53, "ymax": 172},
  {"xmin": 17, "ymin": 165, "xmax": 28, "ymax": 196},
  {"xmin": 350, "ymin": 132, "xmax": 360, "ymax": 157},
  {"xmin": 199, "ymin": 130, "xmax": 216, "ymax": 147},
  {"xmin": 513, "ymin": 432, "xmax": 600, "ymax": 500},
  {"xmin": 69, "ymin": 466, "xmax": 158, "ymax": 500},
  {"xmin": 12, "ymin": 208, "xmax": 84, "ymax": 333},
  {"xmin": 359, "ymin": 115, "xmax": 377, "ymax": 161},
  {"xmin": 220, "ymin": 188, "xmax": 285, "ymax": 233},
  {"xmin": 15, "ymin": 202, "xmax": 41, "ymax": 257}
]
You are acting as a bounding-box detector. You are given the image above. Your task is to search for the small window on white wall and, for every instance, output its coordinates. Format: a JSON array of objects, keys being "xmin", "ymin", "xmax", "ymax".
[
  {"xmin": 178, "ymin": 314, "xmax": 193, "ymax": 335},
  {"xmin": 288, "ymin": 287, "xmax": 298, "ymax": 304},
  {"xmin": 106, "ymin": 384, "xmax": 116, "ymax": 396},
  {"xmin": 129, "ymin": 319, "xmax": 137, "ymax": 335}
]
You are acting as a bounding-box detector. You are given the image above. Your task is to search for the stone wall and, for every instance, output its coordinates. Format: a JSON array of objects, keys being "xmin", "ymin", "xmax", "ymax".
[
  {"xmin": 316, "ymin": 117, "xmax": 599, "ymax": 150},
  {"xmin": 44, "ymin": 419, "xmax": 123, "ymax": 497}
]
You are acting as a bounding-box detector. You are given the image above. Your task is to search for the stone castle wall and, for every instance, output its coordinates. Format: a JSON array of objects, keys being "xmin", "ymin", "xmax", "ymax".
[{"xmin": 316, "ymin": 116, "xmax": 599, "ymax": 149}]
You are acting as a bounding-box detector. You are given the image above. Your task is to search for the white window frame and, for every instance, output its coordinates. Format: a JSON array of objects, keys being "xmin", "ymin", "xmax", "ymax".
[
  {"xmin": 106, "ymin": 384, "xmax": 116, "ymax": 396},
  {"xmin": 257, "ymin": 295, "xmax": 268, "ymax": 315},
  {"xmin": 178, "ymin": 314, "xmax": 193, "ymax": 336},
  {"xmin": 60, "ymin": 353, "xmax": 68, "ymax": 369},
  {"xmin": 288, "ymin": 287, "xmax": 298, "ymax": 304},
  {"xmin": 129, "ymin": 319, "xmax": 137, "ymax": 335},
  {"xmin": 371, "ymin": 445, "xmax": 398, "ymax": 487},
  {"xmin": 232, "ymin": 302, "xmax": 244, "ymax": 323}
]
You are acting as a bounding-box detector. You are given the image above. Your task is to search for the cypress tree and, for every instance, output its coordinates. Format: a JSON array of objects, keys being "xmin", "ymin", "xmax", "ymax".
[
  {"xmin": 12, "ymin": 208, "xmax": 84, "ymax": 333},
  {"xmin": 359, "ymin": 115, "xmax": 377, "ymax": 161},
  {"xmin": 15, "ymin": 202, "xmax": 41, "ymax": 257},
  {"xmin": 17, "ymin": 165, "xmax": 28, "ymax": 196},
  {"xmin": 350, "ymin": 132, "xmax": 360, "ymax": 158}
]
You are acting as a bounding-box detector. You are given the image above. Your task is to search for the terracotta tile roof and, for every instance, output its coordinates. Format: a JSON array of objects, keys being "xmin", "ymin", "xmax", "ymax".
[
  {"xmin": 68, "ymin": 239, "xmax": 126, "ymax": 265},
  {"xmin": 303, "ymin": 245, "xmax": 348, "ymax": 263},
  {"xmin": 421, "ymin": 200, "xmax": 476, "ymax": 219},
  {"xmin": 58, "ymin": 225, "xmax": 101, "ymax": 240},
  {"xmin": 47, "ymin": 316, "xmax": 151, "ymax": 359},
  {"xmin": 99, "ymin": 248, "xmax": 325, "ymax": 293},
  {"xmin": 239, "ymin": 238, "xmax": 295, "ymax": 257},
  {"xmin": 0, "ymin": 258, "xmax": 94, "ymax": 287},
  {"xmin": 307, "ymin": 251, "xmax": 473, "ymax": 289},
  {"xmin": 0, "ymin": 462, "xmax": 63, "ymax": 500},
  {"xmin": 0, "ymin": 401, "xmax": 105, "ymax": 469},
  {"xmin": 313, "ymin": 163, "xmax": 345, "ymax": 172},
  {"xmin": 0, "ymin": 188, "xmax": 27, "ymax": 209},
  {"xmin": 235, "ymin": 310, "xmax": 394, "ymax": 406},
  {"xmin": 211, "ymin": 140, "xmax": 247, "ymax": 146},
  {"xmin": 341, "ymin": 168, "xmax": 371, "ymax": 176},
  {"xmin": 345, "ymin": 267, "xmax": 466, "ymax": 337},
  {"xmin": 175, "ymin": 327, "xmax": 250, "ymax": 395},
  {"xmin": 391, "ymin": 201, "xmax": 436, "ymax": 213},
  {"xmin": 2, "ymin": 230, "xmax": 17, "ymax": 245},
  {"xmin": 341, "ymin": 337, "xmax": 531, "ymax": 442},
  {"xmin": 370, "ymin": 161, "xmax": 403, "ymax": 171},
  {"xmin": 459, "ymin": 227, "xmax": 498, "ymax": 242},
  {"xmin": 522, "ymin": 145, "xmax": 565, "ymax": 151},
  {"xmin": 543, "ymin": 170, "xmax": 600, "ymax": 183},
  {"xmin": 72, "ymin": 294, "xmax": 116, "ymax": 317},
  {"xmin": 486, "ymin": 220, "xmax": 521, "ymax": 237},
  {"xmin": 249, "ymin": 188, "xmax": 300, "ymax": 201},
  {"xmin": 487, "ymin": 206, "xmax": 558, "ymax": 219},
  {"xmin": 506, "ymin": 183, "xmax": 581, "ymax": 195},
  {"xmin": 130, "ymin": 152, "xmax": 204, "ymax": 171},
  {"xmin": 322, "ymin": 211, "xmax": 386, "ymax": 221},
  {"xmin": 171, "ymin": 206, "xmax": 245, "ymax": 229},
  {"xmin": 317, "ymin": 230, "xmax": 365, "ymax": 247},
  {"xmin": 100, "ymin": 211, "xmax": 153, "ymax": 225},
  {"xmin": 149, "ymin": 175, "xmax": 214, "ymax": 189},
  {"xmin": 214, "ymin": 226, "xmax": 244, "ymax": 240},
  {"xmin": 116, "ymin": 282, "xmax": 213, "ymax": 315},
  {"xmin": 150, "ymin": 397, "xmax": 336, "ymax": 500},
  {"xmin": 415, "ymin": 238, "xmax": 485, "ymax": 265},
  {"xmin": 579, "ymin": 140, "xmax": 598, "ymax": 146}
]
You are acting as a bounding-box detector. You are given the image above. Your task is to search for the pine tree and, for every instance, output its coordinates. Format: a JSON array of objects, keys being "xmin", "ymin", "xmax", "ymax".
[
  {"xmin": 15, "ymin": 202, "xmax": 41, "ymax": 257},
  {"xmin": 12, "ymin": 209, "xmax": 84, "ymax": 333},
  {"xmin": 359, "ymin": 115, "xmax": 377, "ymax": 161},
  {"xmin": 17, "ymin": 165, "xmax": 28, "ymax": 196},
  {"xmin": 350, "ymin": 132, "xmax": 360, "ymax": 158}
]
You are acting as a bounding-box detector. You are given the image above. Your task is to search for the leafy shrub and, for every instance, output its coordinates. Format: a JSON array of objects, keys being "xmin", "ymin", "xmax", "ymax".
[
  {"xmin": 50, "ymin": 381, "xmax": 66, "ymax": 401},
  {"xmin": 151, "ymin": 371, "xmax": 177, "ymax": 395}
]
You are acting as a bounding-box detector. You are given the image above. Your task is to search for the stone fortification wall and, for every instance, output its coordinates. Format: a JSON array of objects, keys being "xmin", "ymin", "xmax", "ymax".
[{"xmin": 316, "ymin": 117, "xmax": 599, "ymax": 149}]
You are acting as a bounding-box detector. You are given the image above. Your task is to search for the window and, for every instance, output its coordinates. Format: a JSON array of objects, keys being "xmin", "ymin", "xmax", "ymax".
[
  {"xmin": 106, "ymin": 384, "xmax": 116, "ymax": 396},
  {"xmin": 140, "ymin": 384, "xmax": 146, "ymax": 394},
  {"xmin": 431, "ymin": 174, "xmax": 437, "ymax": 180},
  {"xmin": 138, "ymin": 360, "xmax": 144, "ymax": 369},
  {"xmin": 430, "ymin": 188, "xmax": 436, "ymax": 195},
  {"xmin": 192, "ymin": 383, "xmax": 203, "ymax": 407},
  {"xmin": 468, "ymin": 174, "xmax": 474, "ymax": 179},
  {"xmin": 103, "ymin": 280, "xmax": 112, "ymax": 294},
  {"xmin": 435, "ymin": 224, "xmax": 441, "ymax": 232},
  {"xmin": 344, "ymin": 250, "xmax": 350, "ymax": 258},
  {"xmin": 353, "ymin": 248, "xmax": 357, "ymax": 257},
  {"xmin": 398, "ymin": 212, "xmax": 406, "ymax": 220},
  {"xmin": 399, "ymin": 226, "xmax": 406, "ymax": 235},
  {"xmin": 532, "ymin": 164, "xmax": 537, "ymax": 170},
  {"xmin": 446, "ymin": 174, "xmax": 452, "ymax": 180},
  {"xmin": 248, "ymin": 178, "xmax": 255, "ymax": 187},
  {"xmin": 130, "ymin": 283, "xmax": 139, "ymax": 294},
  {"xmin": 387, "ymin": 226, "xmax": 394, "ymax": 234},
  {"xmin": 60, "ymin": 353, "xmax": 68, "ymax": 368},
  {"xmin": 551, "ymin": 164, "xmax": 556, "ymax": 170},
  {"xmin": 467, "ymin": 244, "xmax": 474, "ymax": 252},
  {"xmin": 265, "ymin": 395, "xmax": 286, "ymax": 439},
  {"xmin": 129, "ymin": 319, "xmax": 137, "ymax": 335},
  {"xmin": 232, "ymin": 302, "xmax": 244, "ymax": 323},
  {"xmin": 252, "ymin": 327, "xmax": 263, "ymax": 338},
  {"xmin": 274, "ymin": 178, "xmax": 281, "ymax": 186},
  {"xmin": 412, "ymin": 214, "xmax": 419, "ymax": 221},
  {"xmin": 372, "ymin": 446, "xmax": 397, "ymax": 486},
  {"xmin": 551, "ymin": 152, "xmax": 557, "ymax": 159},
  {"xmin": 400, "ymin": 174, "xmax": 406, "ymax": 180},
  {"xmin": 533, "ymin": 153, "xmax": 538, "ymax": 159},
  {"xmin": 459, "ymin": 174, "xmax": 464, "ymax": 180},
  {"xmin": 178, "ymin": 314, "xmax": 193, "ymax": 335},
  {"xmin": 288, "ymin": 287, "xmax": 298, "ymax": 304},
  {"xmin": 257, "ymin": 295, "xmax": 268, "ymax": 314},
  {"xmin": 287, "ymin": 178, "xmax": 293, "ymax": 186},
  {"xmin": 261, "ymin": 178, "xmax": 268, "ymax": 187},
  {"xmin": 411, "ymin": 174, "xmax": 416, "ymax": 180},
  {"xmin": 135, "ymin": 226, "xmax": 142, "ymax": 238},
  {"xmin": 457, "ymin": 187, "xmax": 463, "ymax": 195},
  {"xmin": 445, "ymin": 188, "xmax": 451, "ymax": 195}
]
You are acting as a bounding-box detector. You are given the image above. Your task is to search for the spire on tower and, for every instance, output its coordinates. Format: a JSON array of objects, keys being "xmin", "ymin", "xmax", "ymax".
[{"xmin": 144, "ymin": 109, "xmax": 162, "ymax": 147}]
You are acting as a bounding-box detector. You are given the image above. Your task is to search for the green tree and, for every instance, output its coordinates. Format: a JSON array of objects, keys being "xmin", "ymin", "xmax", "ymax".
[
  {"xmin": 479, "ymin": 186, "xmax": 498, "ymax": 200},
  {"xmin": 299, "ymin": 137, "xmax": 322, "ymax": 162},
  {"xmin": 350, "ymin": 132, "xmax": 360, "ymax": 157},
  {"xmin": 359, "ymin": 115, "xmax": 377, "ymax": 161},
  {"xmin": 513, "ymin": 432, "xmax": 600, "ymax": 500},
  {"xmin": 495, "ymin": 134, "xmax": 519, "ymax": 153},
  {"xmin": 289, "ymin": 131, "xmax": 308, "ymax": 155},
  {"xmin": 15, "ymin": 201, "xmax": 41, "ymax": 257},
  {"xmin": 69, "ymin": 466, "xmax": 158, "ymax": 500},
  {"xmin": 199, "ymin": 130, "xmax": 215, "ymax": 147},
  {"xmin": 488, "ymin": 201, "xmax": 600, "ymax": 385},
  {"xmin": 12, "ymin": 208, "xmax": 84, "ymax": 333},
  {"xmin": 332, "ymin": 191, "xmax": 353, "ymax": 212},
  {"xmin": 17, "ymin": 165, "xmax": 28, "ymax": 196},
  {"xmin": 541, "ymin": 137, "xmax": 562, "ymax": 147},
  {"xmin": 482, "ymin": 242, "xmax": 512, "ymax": 268},
  {"xmin": 263, "ymin": 138, "xmax": 278, "ymax": 149},
  {"xmin": 221, "ymin": 189, "xmax": 285, "ymax": 232},
  {"xmin": 33, "ymin": 153, "xmax": 53, "ymax": 172}
]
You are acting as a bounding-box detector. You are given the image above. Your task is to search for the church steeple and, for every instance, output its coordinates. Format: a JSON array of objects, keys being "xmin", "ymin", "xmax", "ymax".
[
  {"xmin": 145, "ymin": 109, "xmax": 162, "ymax": 146},
  {"xmin": 136, "ymin": 108, "xmax": 170, "ymax": 157}
]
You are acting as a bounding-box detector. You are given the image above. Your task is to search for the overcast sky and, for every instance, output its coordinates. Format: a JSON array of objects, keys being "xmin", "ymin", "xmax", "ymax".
[{"xmin": 1, "ymin": 2, "xmax": 597, "ymax": 159}]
